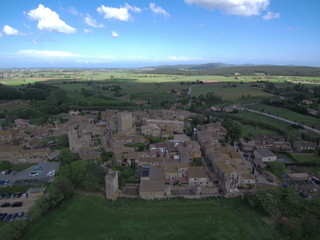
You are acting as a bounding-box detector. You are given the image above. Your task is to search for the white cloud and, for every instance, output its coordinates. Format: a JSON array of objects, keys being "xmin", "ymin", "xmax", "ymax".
[
  {"xmin": 84, "ymin": 29, "xmax": 93, "ymax": 34},
  {"xmin": 97, "ymin": 3, "xmax": 141, "ymax": 21},
  {"xmin": 18, "ymin": 49, "xmax": 81, "ymax": 57},
  {"xmin": 27, "ymin": 4, "xmax": 76, "ymax": 34},
  {"xmin": 184, "ymin": 0, "xmax": 270, "ymax": 16},
  {"xmin": 262, "ymin": 11, "xmax": 280, "ymax": 20},
  {"xmin": 124, "ymin": 3, "xmax": 142, "ymax": 13},
  {"xmin": 2, "ymin": 25, "xmax": 20, "ymax": 36},
  {"xmin": 150, "ymin": 3, "xmax": 169, "ymax": 17},
  {"xmin": 84, "ymin": 14, "xmax": 104, "ymax": 28},
  {"xmin": 111, "ymin": 31, "xmax": 119, "ymax": 38}
]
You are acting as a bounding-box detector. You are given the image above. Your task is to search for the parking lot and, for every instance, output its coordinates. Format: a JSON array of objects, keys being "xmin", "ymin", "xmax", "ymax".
[
  {"xmin": 0, "ymin": 161, "xmax": 60, "ymax": 187},
  {"xmin": 0, "ymin": 196, "xmax": 36, "ymax": 215}
]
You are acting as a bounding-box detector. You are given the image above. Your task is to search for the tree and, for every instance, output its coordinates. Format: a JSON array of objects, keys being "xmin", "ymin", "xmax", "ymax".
[
  {"xmin": 222, "ymin": 118, "xmax": 242, "ymax": 143},
  {"xmin": 268, "ymin": 161, "xmax": 286, "ymax": 178},
  {"xmin": 0, "ymin": 160, "xmax": 11, "ymax": 171},
  {"xmin": 47, "ymin": 176, "xmax": 74, "ymax": 207},
  {"xmin": 56, "ymin": 134, "xmax": 69, "ymax": 149},
  {"xmin": 59, "ymin": 148, "xmax": 78, "ymax": 165},
  {"xmin": 83, "ymin": 162, "xmax": 106, "ymax": 190},
  {"xmin": 70, "ymin": 160, "xmax": 87, "ymax": 185}
]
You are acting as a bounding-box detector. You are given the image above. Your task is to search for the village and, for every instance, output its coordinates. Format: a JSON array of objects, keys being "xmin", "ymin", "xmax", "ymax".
[{"xmin": 1, "ymin": 108, "xmax": 319, "ymax": 206}]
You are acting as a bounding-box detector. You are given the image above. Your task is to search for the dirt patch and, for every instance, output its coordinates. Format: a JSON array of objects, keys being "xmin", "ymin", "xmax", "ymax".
[{"xmin": 0, "ymin": 100, "xmax": 30, "ymax": 111}]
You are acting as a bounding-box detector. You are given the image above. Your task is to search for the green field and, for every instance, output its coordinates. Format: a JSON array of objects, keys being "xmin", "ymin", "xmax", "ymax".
[
  {"xmin": 22, "ymin": 194, "xmax": 275, "ymax": 240},
  {"xmin": 290, "ymin": 154, "xmax": 320, "ymax": 164},
  {"xmin": 248, "ymin": 104, "xmax": 320, "ymax": 130},
  {"xmin": 241, "ymin": 124, "xmax": 279, "ymax": 138},
  {"xmin": 235, "ymin": 110, "xmax": 311, "ymax": 138}
]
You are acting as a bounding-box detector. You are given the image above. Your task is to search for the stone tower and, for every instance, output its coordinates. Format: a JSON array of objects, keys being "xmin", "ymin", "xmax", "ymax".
[
  {"xmin": 117, "ymin": 111, "xmax": 132, "ymax": 132},
  {"xmin": 105, "ymin": 170, "xmax": 119, "ymax": 201}
]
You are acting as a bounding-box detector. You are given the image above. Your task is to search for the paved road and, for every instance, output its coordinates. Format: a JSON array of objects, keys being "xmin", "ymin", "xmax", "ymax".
[{"xmin": 245, "ymin": 108, "xmax": 320, "ymax": 135}]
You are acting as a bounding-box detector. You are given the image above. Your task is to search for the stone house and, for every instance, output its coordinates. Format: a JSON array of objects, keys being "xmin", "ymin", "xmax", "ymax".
[
  {"xmin": 139, "ymin": 166, "xmax": 165, "ymax": 199},
  {"xmin": 292, "ymin": 141, "xmax": 318, "ymax": 152},
  {"xmin": 141, "ymin": 123, "xmax": 161, "ymax": 138},
  {"xmin": 254, "ymin": 149, "xmax": 277, "ymax": 162},
  {"xmin": 188, "ymin": 167, "xmax": 208, "ymax": 187}
]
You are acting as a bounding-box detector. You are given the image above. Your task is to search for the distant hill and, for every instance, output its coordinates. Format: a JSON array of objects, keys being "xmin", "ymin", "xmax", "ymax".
[
  {"xmin": 141, "ymin": 63, "xmax": 320, "ymax": 77},
  {"xmin": 144, "ymin": 62, "xmax": 236, "ymax": 70}
]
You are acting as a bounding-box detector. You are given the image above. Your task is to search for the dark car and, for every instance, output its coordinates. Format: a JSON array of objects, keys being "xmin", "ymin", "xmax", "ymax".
[
  {"xmin": 11, "ymin": 202, "xmax": 23, "ymax": 207},
  {"xmin": 4, "ymin": 214, "xmax": 12, "ymax": 222},
  {"xmin": 0, "ymin": 193, "xmax": 5, "ymax": 199},
  {"xmin": 15, "ymin": 192, "xmax": 22, "ymax": 198},
  {"xmin": 218, "ymin": 189, "xmax": 224, "ymax": 194},
  {"xmin": 0, "ymin": 213, "xmax": 8, "ymax": 221},
  {"xmin": 1, "ymin": 202, "xmax": 11, "ymax": 207}
]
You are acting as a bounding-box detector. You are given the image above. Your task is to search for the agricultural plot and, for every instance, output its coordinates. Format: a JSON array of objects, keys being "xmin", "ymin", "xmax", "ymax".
[
  {"xmin": 235, "ymin": 110, "xmax": 318, "ymax": 138},
  {"xmin": 248, "ymin": 104, "xmax": 320, "ymax": 130},
  {"xmin": 191, "ymin": 83, "xmax": 272, "ymax": 100},
  {"xmin": 22, "ymin": 194, "xmax": 275, "ymax": 240},
  {"xmin": 290, "ymin": 154, "xmax": 320, "ymax": 164}
]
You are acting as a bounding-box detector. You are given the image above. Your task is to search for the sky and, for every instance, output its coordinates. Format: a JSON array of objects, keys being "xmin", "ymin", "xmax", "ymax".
[{"xmin": 0, "ymin": 0, "xmax": 320, "ymax": 68}]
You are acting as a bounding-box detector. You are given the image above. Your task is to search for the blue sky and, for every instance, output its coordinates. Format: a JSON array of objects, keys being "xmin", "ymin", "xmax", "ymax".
[{"xmin": 0, "ymin": 0, "xmax": 319, "ymax": 68}]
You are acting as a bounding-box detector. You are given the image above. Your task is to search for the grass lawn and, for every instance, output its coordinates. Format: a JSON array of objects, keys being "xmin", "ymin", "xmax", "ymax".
[
  {"xmin": 21, "ymin": 194, "xmax": 275, "ymax": 240},
  {"xmin": 248, "ymin": 104, "xmax": 320, "ymax": 130},
  {"xmin": 241, "ymin": 124, "xmax": 279, "ymax": 138},
  {"xmin": 290, "ymin": 154, "xmax": 320, "ymax": 164},
  {"xmin": 235, "ymin": 110, "xmax": 320, "ymax": 139}
]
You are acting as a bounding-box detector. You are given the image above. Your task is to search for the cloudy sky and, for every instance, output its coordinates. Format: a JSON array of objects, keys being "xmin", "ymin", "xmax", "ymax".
[{"xmin": 0, "ymin": 0, "xmax": 319, "ymax": 68}]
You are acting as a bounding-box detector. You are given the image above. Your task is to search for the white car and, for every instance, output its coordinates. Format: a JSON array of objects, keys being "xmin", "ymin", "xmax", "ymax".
[
  {"xmin": 29, "ymin": 171, "xmax": 40, "ymax": 177},
  {"xmin": 47, "ymin": 170, "xmax": 56, "ymax": 177}
]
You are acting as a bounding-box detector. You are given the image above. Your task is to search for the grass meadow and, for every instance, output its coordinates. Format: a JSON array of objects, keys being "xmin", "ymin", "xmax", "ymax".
[
  {"xmin": 21, "ymin": 194, "xmax": 275, "ymax": 240},
  {"xmin": 235, "ymin": 110, "xmax": 320, "ymax": 138},
  {"xmin": 247, "ymin": 104, "xmax": 320, "ymax": 130}
]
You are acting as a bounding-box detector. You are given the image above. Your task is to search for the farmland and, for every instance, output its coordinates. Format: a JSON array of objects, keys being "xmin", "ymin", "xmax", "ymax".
[
  {"xmin": 247, "ymin": 104, "xmax": 320, "ymax": 130},
  {"xmin": 21, "ymin": 194, "xmax": 276, "ymax": 240}
]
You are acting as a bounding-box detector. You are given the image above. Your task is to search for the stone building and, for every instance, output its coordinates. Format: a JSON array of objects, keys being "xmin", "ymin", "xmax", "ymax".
[
  {"xmin": 105, "ymin": 170, "xmax": 119, "ymax": 201},
  {"xmin": 117, "ymin": 111, "xmax": 133, "ymax": 132}
]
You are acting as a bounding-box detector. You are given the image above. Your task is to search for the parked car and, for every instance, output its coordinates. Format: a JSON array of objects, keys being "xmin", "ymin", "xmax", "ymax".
[
  {"xmin": 15, "ymin": 192, "xmax": 22, "ymax": 198},
  {"xmin": 4, "ymin": 214, "xmax": 12, "ymax": 222},
  {"xmin": 1, "ymin": 203, "xmax": 11, "ymax": 207},
  {"xmin": 1, "ymin": 170, "xmax": 11, "ymax": 175},
  {"xmin": 0, "ymin": 213, "xmax": 7, "ymax": 221},
  {"xmin": 17, "ymin": 212, "xmax": 24, "ymax": 218},
  {"xmin": 29, "ymin": 171, "xmax": 40, "ymax": 177},
  {"xmin": 21, "ymin": 193, "xmax": 28, "ymax": 199},
  {"xmin": 11, "ymin": 202, "xmax": 23, "ymax": 207},
  {"xmin": 34, "ymin": 166, "xmax": 43, "ymax": 170},
  {"xmin": 47, "ymin": 170, "xmax": 56, "ymax": 177},
  {"xmin": 0, "ymin": 194, "xmax": 5, "ymax": 199}
]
